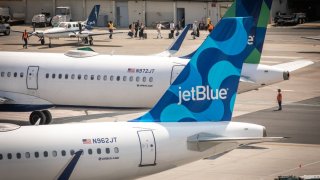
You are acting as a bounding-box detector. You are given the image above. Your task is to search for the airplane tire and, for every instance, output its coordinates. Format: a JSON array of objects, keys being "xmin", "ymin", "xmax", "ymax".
[
  {"xmin": 89, "ymin": 40, "xmax": 93, "ymax": 45},
  {"xmin": 29, "ymin": 111, "xmax": 46, "ymax": 125},
  {"xmin": 42, "ymin": 110, "xmax": 52, "ymax": 124},
  {"xmin": 41, "ymin": 39, "xmax": 45, "ymax": 45}
]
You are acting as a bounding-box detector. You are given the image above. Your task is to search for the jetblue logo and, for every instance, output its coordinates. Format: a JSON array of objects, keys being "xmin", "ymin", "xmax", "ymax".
[
  {"xmin": 178, "ymin": 86, "xmax": 228, "ymax": 105},
  {"xmin": 248, "ymin": 35, "xmax": 255, "ymax": 45}
]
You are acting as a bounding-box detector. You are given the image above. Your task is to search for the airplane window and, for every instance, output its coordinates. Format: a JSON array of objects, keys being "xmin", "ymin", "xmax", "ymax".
[
  {"xmin": 97, "ymin": 75, "xmax": 101, "ymax": 80},
  {"xmin": 7, "ymin": 153, "xmax": 12, "ymax": 159},
  {"xmin": 84, "ymin": 75, "xmax": 88, "ymax": 80},
  {"xmin": 58, "ymin": 74, "xmax": 62, "ymax": 79},
  {"xmin": 129, "ymin": 76, "xmax": 133, "ymax": 82},
  {"xmin": 73, "ymin": 24, "xmax": 76, "ymax": 27},
  {"xmin": 76, "ymin": 24, "xmax": 79, "ymax": 27},
  {"xmin": 142, "ymin": 77, "xmax": 146, "ymax": 82},
  {"xmin": 110, "ymin": 75, "xmax": 114, "ymax": 81},
  {"xmin": 91, "ymin": 75, "xmax": 94, "ymax": 80},
  {"xmin": 65, "ymin": 74, "xmax": 68, "ymax": 79},
  {"xmin": 68, "ymin": 24, "xmax": 71, "ymax": 28},
  {"xmin": 136, "ymin": 76, "xmax": 140, "ymax": 82},
  {"xmin": 114, "ymin": 147, "xmax": 119, "ymax": 153},
  {"xmin": 149, "ymin": 77, "xmax": 153, "ymax": 82},
  {"xmin": 7, "ymin": 72, "xmax": 11, "ymax": 77},
  {"xmin": 116, "ymin": 76, "xmax": 120, "ymax": 81},
  {"xmin": 123, "ymin": 76, "xmax": 127, "ymax": 81},
  {"xmin": 106, "ymin": 148, "xmax": 110, "ymax": 154},
  {"xmin": 61, "ymin": 150, "xmax": 66, "ymax": 156},
  {"xmin": 103, "ymin": 75, "xmax": 107, "ymax": 81},
  {"xmin": 70, "ymin": 150, "xmax": 75, "ymax": 155},
  {"xmin": 52, "ymin": 151, "xmax": 57, "ymax": 157},
  {"xmin": 16, "ymin": 153, "xmax": 21, "ymax": 159},
  {"xmin": 14, "ymin": 72, "xmax": 17, "ymax": 77},
  {"xmin": 0, "ymin": 154, "xmax": 2, "ymax": 160},
  {"xmin": 97, "ymin": 148, "xmax": 101, "ymax": 154},
  {"xmin": 52, "ymin": 74, "xmax": 56, "ymax": 79},
  {"xmin": 0, "ymin": 72, "xmax": 4, "ymax": 77},
  {"xmin": 25, "ymin": 152, "xmax": 30, "ymax": 158},
  {"xmin": 35, "ymin": 152, "xmax": 39, "ymax": 158},
  {"xmin": 46, "ymin": 73, "xmax": 49, "ymax": 78},
  {"xmin": 71, "ymin": 74, "xmax": 75, "ymax": 80},
  {"xmin": 20, "ymin": 72, "xmax": 24, "ymax": 78},
  {"xmin": 78, "ymin": 74, "xmax": 81, "ymax": 80},
  {"xmin": 44, "ymin": 151, "xmax": 48, "ymax": 157},
  {"xmin": 88, "ymin": 149, "xmax": 93, "ymax": 155}
]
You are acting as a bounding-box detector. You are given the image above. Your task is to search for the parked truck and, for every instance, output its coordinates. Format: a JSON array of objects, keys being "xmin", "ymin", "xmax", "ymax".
[
  {"xmin": 32, "ymin": 12, "xmax": 51, "ymax": 27},
  {"xmin": 51, "ymin": 7, "xmax": 71, "ymax": 27}
]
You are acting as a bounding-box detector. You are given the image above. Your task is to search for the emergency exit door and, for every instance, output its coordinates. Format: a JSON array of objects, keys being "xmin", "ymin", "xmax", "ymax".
[
  {"xmin": 137, "ymin": 130, "xmax": 156, "ymax": 166},
  {"xmin": 26, "ymin": 66, "xmax": 39, "ymax": 90}
]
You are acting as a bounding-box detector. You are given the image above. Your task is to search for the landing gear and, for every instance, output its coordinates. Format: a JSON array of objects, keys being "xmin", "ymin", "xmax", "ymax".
[
  {"xmin": 48, "ymin": 38, "xmax": 52, "ymax": 48},
  {"xmin": 89, "ymin": 36, "xmax": 93, "ymax": 45},
  {"xmin": 29, "ymin": 110, "xmax": 52, "ymax": 125},
  {"xmin": 40, "ymin": 38, "xmax": 45, "ymax": 45},
  {"xmin": 42, "ymin": 110, "xmax": 52, "ymax": 124}
]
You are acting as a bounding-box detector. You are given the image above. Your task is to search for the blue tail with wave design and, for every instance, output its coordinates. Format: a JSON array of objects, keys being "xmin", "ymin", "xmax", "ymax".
[
  {"xmin": 86, "ymin": 5, "xmax": 100, "ymax": 28},
  {"xmin": 131, "ymin": 17, "xmax": 254, "ymax": 122}
]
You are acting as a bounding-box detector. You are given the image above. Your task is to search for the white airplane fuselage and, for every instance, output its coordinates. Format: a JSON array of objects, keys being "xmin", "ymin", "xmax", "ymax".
[
  {"xmin": 0, "ymin": 51, "xmax": 286, "ymax": 111},
  {"xmin": 0, "ymin": 121, "xmax": 265, "ymax": 179}
]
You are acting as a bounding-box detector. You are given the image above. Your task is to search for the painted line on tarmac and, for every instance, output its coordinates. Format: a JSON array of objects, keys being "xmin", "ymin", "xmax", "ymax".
[
  {"xmin": 268, "ymin": 160, "xmax": 320, "ymax": 177},
  {"xmin": 262, "ymin": 55, "xmax": 302, "ymax": 59}
]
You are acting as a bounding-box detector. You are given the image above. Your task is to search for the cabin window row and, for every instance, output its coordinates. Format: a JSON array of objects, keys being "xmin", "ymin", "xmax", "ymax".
[
  {"xmin": 45, "ymin": 73, "xmax": 154, "ymax": 83},
  {"xmin": 0, "ymin": 71, "xmax": 24, "ymax": 78},
  {"xmin": 0, "ymin": 147, "xmax": 119, "ymax": 160}
]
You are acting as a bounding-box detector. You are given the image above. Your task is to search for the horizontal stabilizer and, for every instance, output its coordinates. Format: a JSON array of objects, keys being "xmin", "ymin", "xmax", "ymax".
[
  {"xmin": 191, "ymin": 136, "xmax": 284, "ymax": 144},
  {"xmin": 272, "ymin": 60, "xmax": 314, "ymax": 72}
]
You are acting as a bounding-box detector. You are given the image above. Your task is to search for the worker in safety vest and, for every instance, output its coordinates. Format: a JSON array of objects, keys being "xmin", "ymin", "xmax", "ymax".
[
  {"xmin": 22, "ymin": 29, "xmax": 29, "ymax": 49},
  {"xmin": 207, "ymin": 21, "xmax": 214, "ymax": 33},
  {"xmin": 277, "ymin": 89, "xmax": 282, "ymax": 110}
]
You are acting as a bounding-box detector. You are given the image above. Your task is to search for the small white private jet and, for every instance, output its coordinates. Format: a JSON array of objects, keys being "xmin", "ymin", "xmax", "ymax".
[
  {"xmin": 0, "ymin": 0, "xmax": 313, "ymax": 125},
  {"xmin": 15, "ymin": 5, "xmax": 120, "ymax": 48},
  {"xmin": 0, "ymin": 17, "xmax": 282, "ymax": 180}
]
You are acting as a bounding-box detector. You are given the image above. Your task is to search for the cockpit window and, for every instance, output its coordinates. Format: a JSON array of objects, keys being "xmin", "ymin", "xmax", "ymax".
[{"xmin": 58, "ymin": 23, "xmax": 67, "ymax": 28}]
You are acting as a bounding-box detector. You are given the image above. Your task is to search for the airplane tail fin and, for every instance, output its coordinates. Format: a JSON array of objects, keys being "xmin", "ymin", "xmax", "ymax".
[
  {"xmin": 86, "ymin": 5, "xmax": 100, "ymax": 27},
  {"xmin": 181, "ymin": 0, "xmax": 272, "ymax": 64},
  {"xmin": 154, "ymin": 24, "xmax": 192, "ymax": 57},
  {"xmin": 131, "ymin": 17, "xmax": 255, "ymax": 122}
]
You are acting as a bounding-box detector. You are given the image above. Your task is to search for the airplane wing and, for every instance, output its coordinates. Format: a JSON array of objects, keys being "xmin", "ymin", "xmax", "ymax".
[
  {"xmin": 153, "ymin": 24, "xmax": 192, "ymax": 57},
  {"xmin": 0, "ymin": 97, "xmax": 13, "ymax": 104},
  {"xmin": 272, "ymin": 60, "xmax": 314, "ymax": 72},
  {"xmin": 73, "ymin": 30, "xmax": 124, "ymax": 38},
  {"xmin": 11, "ymin": 29, "xmax": 44, "ymax": 38},
  {"xmin": 240, "ymin": 76, "xmax": 255, "ymax": 83},
  {"xmin": 187, "ymin": 133, "xmax": 284, "ymax": 151},
  {"xmin": 301, "ymin": 35, "xmax": 320, "ymax": 41}
]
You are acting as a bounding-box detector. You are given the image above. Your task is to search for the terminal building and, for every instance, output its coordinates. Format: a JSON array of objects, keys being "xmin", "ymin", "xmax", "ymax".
[{"xmin": 0, "ymin": 0, "xmax": 319, "ymax": 27}]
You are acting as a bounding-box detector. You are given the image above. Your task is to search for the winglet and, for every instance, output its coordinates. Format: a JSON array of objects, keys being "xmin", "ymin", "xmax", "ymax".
[{"xmin": 154, "ymin": 24, "xmax": 191, "ymax": 57}]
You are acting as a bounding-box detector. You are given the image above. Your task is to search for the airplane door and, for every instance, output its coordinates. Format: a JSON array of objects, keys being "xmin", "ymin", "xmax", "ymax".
[
  {"xmin": 26, "ymin": 66, "xmax": 39, "ymax": 90},
  {"xmin": 137, "ymin": 130, "xmax": 156, "ymax": 166},
  {"xmin": 170, "ymin": 65, "xmax": 185, "ymax": 84}
]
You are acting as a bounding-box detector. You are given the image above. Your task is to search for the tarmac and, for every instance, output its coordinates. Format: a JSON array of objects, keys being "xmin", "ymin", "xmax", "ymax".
[{"xmin": 0, "ymin": 22, "xmax": 320, "ymax": 179}]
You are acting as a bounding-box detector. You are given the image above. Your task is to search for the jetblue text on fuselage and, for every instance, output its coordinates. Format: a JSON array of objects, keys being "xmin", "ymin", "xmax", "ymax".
[{"xmin": 178, "ymin": 86, "xmax": 228, "ymax": 105}]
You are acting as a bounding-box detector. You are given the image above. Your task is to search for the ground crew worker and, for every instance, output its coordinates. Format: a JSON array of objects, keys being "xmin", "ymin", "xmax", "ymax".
[
  {"xmin": 277, "ymin": 89, "xmax": 282, "ymax": 110},
  {"xmin": 207, "ymin": 21, "xmax": 214, "ymax": 33},
  {"xmin": 107, "ymin": 21, "xmax": 115, "ymax": 39},
  {"xmin": 22, "ymin": 29, "xmax": 29, "ymax": 49}
]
